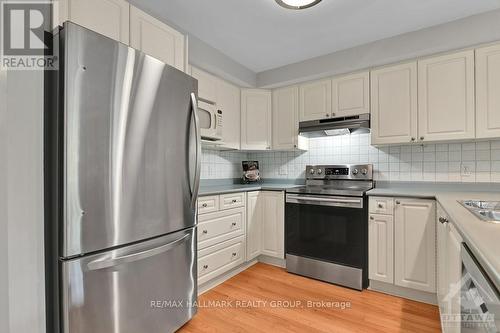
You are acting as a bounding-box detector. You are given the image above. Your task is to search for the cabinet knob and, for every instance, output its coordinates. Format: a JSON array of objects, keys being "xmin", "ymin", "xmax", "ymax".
[
  {"xmin": 370, "ymin": 216, "xmax": 374, "ymax": 220},
  {"xmin": 231, "ymin": 222, "xmax": 237, "ymax": 226},
  {"xmin": 202, "ymin": 230, "xmax": 208, "ymax": 234},
  {"xmin": 203, "ymin": 265, "xmax": 208, "ymax": 269},
  {"xmin": 232, "ymin": 199, "xmax": 237, "ymax": 203},
  {"xmin": 396, "ymin": 200, "xmax": 401, "ymax": 205},
  {"xmin": 411, "ymin": 137, "xmax": 416, "ymax": 142},
  {"xmin": 325, "ymin": 114, "xmax": 330, "ymax": 118},
  {"xmin": 420, "ymin": 136, "xmax": 424, "ymax": 141},
  {"xmin": 202, "ymin": 203, "xmax": 208, "ymax": 208},
  {"xmin": 378, "ymin": 203, "xmax": 383, "ymax": 208},
  {"xmin": 232, "ymin": 252, "xmax": 237, "ymax": 257},
  {"xmin": 266, "ymin": 146, "xmax": 271, "ymax": 150},
  {"xmin": 439, "ymin": 217, "xmax": 449, "ymax": 224},
  {"xmin": 294, "ymin": 144, "xmax": 297, "ymax": 148}
]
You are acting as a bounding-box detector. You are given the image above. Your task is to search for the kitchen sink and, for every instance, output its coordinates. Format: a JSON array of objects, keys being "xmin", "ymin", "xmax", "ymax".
[{"xmin": 458, "ymin": 200, "xmax": 500, "ymax": 224}]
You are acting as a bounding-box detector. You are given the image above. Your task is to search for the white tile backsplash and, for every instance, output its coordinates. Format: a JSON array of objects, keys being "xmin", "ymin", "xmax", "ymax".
[{"xmin": 201, "ymin": 134, "xmax": 500, "ymax": 183}]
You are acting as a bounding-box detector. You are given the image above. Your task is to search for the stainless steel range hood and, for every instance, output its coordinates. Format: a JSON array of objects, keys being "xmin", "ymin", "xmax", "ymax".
[{"xmin": 299, "ymin": 113, "xmax": 370, "ymax": 137}]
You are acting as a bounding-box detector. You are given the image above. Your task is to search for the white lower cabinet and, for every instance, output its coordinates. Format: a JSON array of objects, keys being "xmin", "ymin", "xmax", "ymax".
[
  {"xmin": 198, "ymin": 236, "xmax": 245, "ymax": 285},
  {"xmin": 246, "ymin": 191, "xmax": 263, "ymax": 260},
  {"xmin": 368, "ymin": 197, "xmax": 436, "ymax": 295},
  {"xmin": 246, "ymin": 191, "xmax": 285, "ymax": 260},
  {"xmin": 394, "ymin": 199, "xmax": 436, "ymax": 293},
  {"xmin": 437, "ymin": 204, "xmax": 463, "ymax": 333},
  {"xmin": 197, "ymin": 207, "xmax": 245, "ymax": 250},
  {"xmin": 368, "ymin": 214, "xmax": 394, "ymax": 284}
]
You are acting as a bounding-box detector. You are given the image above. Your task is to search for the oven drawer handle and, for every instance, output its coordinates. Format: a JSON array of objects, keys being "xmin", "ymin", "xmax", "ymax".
[{"xmin": 287, "ymin": 195, "xmax": 361, "ymax": 204}]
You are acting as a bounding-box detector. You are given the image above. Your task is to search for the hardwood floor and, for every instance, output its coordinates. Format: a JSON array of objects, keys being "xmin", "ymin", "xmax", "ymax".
[{"xmin": 179, "ymin": 263, "xmax": 441, "ymax": 333}]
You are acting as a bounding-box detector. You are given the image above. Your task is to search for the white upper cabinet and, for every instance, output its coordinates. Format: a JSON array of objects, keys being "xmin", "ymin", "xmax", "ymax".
[
  {"xmin": 56, "ymin": 0, "xmax": 130, "ymax": 43},
  {"xmin": 217, "ymin": 79, "xmax": 241, "ymax": 150},
  {"xmin": 368, "ymin": 214, "xmax": 394, "ymax": 284},
  {"xmin": 130, "ymin": 7, "xmax": 186, "ymax": 71},
  {"xmin": 241, "ymin": 89, "xmax": 272, "ymax": 150},
  {"xmin": 476, "ymin": 44, "xmax": 500, "ymax": 139},
  {"xmin": 371, "ymin": 62, "xmax": 418, "ymax": 145},
  {"xmin": 299, "ymin": 79, "xmax": 332, "ymax": 122},
  {"xmin": 332, "ymin": 71, "xmax": 370, "ymax": 117},
  {"xmin": 273, "ymin": 86, "xmax": 300, "ymax": 150},
  {"xmin": 394, "ymin": 199, "xmax": 436, "ymax": 293},
  {"xmin": 418, "ymin": 50, "xmax": 475, "ymax": 142},
  {"xmin": 191, "ymin": 67, "xmax": 218, "ymax": 104},
  {"xmin": 260, "ymin": 191, "xmax": 285, "ymax": 259}
]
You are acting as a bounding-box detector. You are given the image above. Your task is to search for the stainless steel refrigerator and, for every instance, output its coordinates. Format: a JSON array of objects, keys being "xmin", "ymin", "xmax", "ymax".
[{"xmin": 44, "ymin": 22, "xmax": 200, "ymax": 333}]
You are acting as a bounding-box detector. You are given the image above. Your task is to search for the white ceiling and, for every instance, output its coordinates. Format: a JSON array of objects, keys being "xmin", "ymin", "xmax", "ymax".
[{"xmin": 130, "ymin": 0, "xmax": 500, "ymax": 72}]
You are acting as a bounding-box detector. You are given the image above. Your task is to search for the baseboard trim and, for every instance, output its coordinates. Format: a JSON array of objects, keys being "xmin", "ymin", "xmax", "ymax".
[
  {"xmin": 198, "ymin": 260, "xmax": 258, "ymax": 295},
  {"xmin": 257, "ymin": 255, "xmax": 285, "ymax": 268},
  {"xmin": 369, "ymin": 280, "xmax": 437, "ymax": 305}
]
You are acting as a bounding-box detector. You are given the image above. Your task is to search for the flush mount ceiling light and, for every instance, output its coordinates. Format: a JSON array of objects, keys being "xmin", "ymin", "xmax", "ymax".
[{"xmin": 275, "ymin": 0, "xmax": 322, "ymax": 10}]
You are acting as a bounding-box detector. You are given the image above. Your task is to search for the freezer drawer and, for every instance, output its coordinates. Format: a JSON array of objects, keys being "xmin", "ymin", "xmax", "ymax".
[{"xmin": 61, "ymin": 228, "xmax": 197, "ymax": 333}]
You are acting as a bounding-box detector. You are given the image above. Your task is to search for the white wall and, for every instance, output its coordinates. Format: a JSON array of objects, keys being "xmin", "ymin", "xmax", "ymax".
[
  {"xmin": 257, "ymin": 9, "xmax": 500, "ymax": 88},
  {"xmin": 0, "ymin": 69, "xmax": 9, "ymax": 333},
  {"xmin": 4, "ymin": 71, "xmax": 46, "ymax": 333}
]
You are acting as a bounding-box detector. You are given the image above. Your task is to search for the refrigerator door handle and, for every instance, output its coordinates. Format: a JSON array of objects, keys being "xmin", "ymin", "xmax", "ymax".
[
  {"xmin": 190, "ymin": 92, "xmax": 201, "ymax": 210},
  {"xmin": 87, "ymin": 233, "xmax": 191, "ymax": 271}
]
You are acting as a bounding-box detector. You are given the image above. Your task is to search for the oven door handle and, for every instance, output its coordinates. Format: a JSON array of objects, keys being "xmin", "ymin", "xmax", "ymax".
[{"xmin": 286, "ymin": 194, "xmax": 363, "ymax": 208}]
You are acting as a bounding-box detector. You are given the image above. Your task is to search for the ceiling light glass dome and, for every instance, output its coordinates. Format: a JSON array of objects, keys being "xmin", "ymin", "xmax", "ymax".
[{"xmin": 275, "ymin": 0, "xmax": 322, "ymax": 10}]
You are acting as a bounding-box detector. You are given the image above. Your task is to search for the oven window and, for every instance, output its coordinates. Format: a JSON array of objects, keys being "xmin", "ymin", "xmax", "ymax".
[
  {"xmin": 198, "ymin": 108, "xmax": 212, "ymax": 130},
  {"xmin": 285, "ymin": 202, "xmax": 367, "ymax": 268}
]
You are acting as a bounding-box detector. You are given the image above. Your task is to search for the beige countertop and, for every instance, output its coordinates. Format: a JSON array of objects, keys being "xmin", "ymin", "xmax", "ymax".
[{"xmin": 368, "ymin": 184, "xmax": 500, "ymax": 291}]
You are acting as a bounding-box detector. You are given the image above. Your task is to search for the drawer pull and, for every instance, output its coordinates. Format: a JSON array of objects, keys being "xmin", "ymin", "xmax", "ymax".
[
  {"xmin": 232, "ymin": 252, "xmax": 237, "ymax": 257},
  {"xmin": 202, "ymin": 230, "xmax": 208, "ymax": 234},
  {"xmin": 396, "ymin": 201, "xmax": 401, "ymax": 205},
  {"xmin": 203, "ymin": 265, "xmax": 208, "ymax": 269},
  {"xmin": 370, "ymin": 216, "xmax": 374, "ymax": 220},
  {"xmin": 378, "ymin": 203, "xmax": 383, "ymax": 208},
  {"xmin": 439, "ymin": 217, "xmax": 449, "ymax": 224},
  {"xmin": 232, "ymin": 199, "xmax": 237, "ymax": 203},
  {"xmin": 202, "ymin": 203, "xmax": 208, "ymax": 208},
  {"xmin": 231, "ymin": 222, "xmax": 237, "ymax": 227}
]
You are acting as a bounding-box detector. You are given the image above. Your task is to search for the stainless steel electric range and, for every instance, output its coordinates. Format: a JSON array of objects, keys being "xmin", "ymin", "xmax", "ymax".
[{"xmin": 285, "ymin": 164, "xmax": 374, "ymax": 290}]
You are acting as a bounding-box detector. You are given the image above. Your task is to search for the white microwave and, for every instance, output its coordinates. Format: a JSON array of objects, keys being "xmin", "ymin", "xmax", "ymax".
[{"xmin": 197, "ymin": 100, "xmax": 223, "ymax": 141}]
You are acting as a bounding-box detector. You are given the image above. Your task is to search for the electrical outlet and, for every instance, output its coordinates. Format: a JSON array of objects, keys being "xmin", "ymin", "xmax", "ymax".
[{"xmin": 461, "ymin": 163, "xmax": 473, "ymax": 177}]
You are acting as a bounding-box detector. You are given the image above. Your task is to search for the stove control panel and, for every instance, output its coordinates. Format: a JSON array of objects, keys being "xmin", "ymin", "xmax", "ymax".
[{"xmin": 306, "ymin": 164, "xmax": 373, "ymax": 180}]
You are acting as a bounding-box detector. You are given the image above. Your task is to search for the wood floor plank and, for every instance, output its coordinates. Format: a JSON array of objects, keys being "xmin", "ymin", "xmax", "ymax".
[{"xmin": 179, "ymin": 263, "xmax": 441, "ymax": 333}]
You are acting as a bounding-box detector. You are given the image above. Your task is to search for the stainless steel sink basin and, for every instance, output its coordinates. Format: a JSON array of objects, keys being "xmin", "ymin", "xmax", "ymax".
[{"xmin": 458, "ymin": 200, "xmax": 500, "ymax": 224}]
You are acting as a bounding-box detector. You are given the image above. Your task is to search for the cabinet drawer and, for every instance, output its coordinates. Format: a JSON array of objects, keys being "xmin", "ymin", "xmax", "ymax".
[
  {"xmin": 197, "ymin": 195, "xmax": 219, "ymax": 214},
  {"xmin": 219, "ymin": 192, "xmax": 245, "ymax": 210},
  {"xmin": 198, "ymin": 236, "xmax": 245, "ymax": 285},
  {"xmin": 369, "ymin": 197, "xmax": 394, "ymax": 215},
  {"xmin": 197, "ymin": 207, "xmax": 245, "ymax": 250}
]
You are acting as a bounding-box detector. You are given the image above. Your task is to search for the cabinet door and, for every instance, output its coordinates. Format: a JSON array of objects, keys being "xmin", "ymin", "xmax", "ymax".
[
  {"xmin": 476, "ymin": 44, "xmax": 500, "ymax": 139},
  {"xmin": 371, "ymin": 63, "xmax": 418, "ymax": 145},
  {"xmin": 246, "ymin": 191, "xmax": 262, "ymax": 260},
  {"xmin": 261, "ymin": 191, "xmax": 285, "ymax": 259},
  {"xmin": 191, "ymin": 67, "xmax": 217, "ymax": 103},
  {"xmin": 57, "ymin": 0, "xmax": 130, "ymax": 43},
  {"xmin": 368, "ymin": 214, "xmax": 394, "ymax": 284},
  {"xmin": 446, "ymin": 223, "xmax": 462, "ymax": 332},
  {"xmin": 299, "ymin": 79, "xmax": 332, "ymax": 121},
  {"xmin": 437, "ymin": 205, "xmax": 449, "ymax": 314},
  {"xmin": 332, "ymin": 71, "xmax": 370, "ymax": 117},
  {"xmin": 418, "ymin": 51, "xmax": 475, "ymax": 142},
  {"xmin": 130, "ymin": 6, "xmax": 185, "ymax": 71},
  {"xmin": 273, "ymin": 86, "xmax": 298, "ymax": 150},
  {"xmin": 217, "ymin": 79, "xmax": 241, "ymax": 150},
  {"xmin": 240, "ymin": 89, "xmax": 272, "ymax": 150},
  {"xmin": 394, "ymin": 199, "xmax": 436, "ymax": 293}
]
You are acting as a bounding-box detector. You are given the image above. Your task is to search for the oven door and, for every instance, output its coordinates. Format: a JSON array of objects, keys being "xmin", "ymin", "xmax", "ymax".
[
  {"xmin": 285, "ymin": 194, "xmax": 367, "ymax": 269},
  {"xmin": 198, "ymin": 101, "xmax": 220, "ymax": 140}
]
